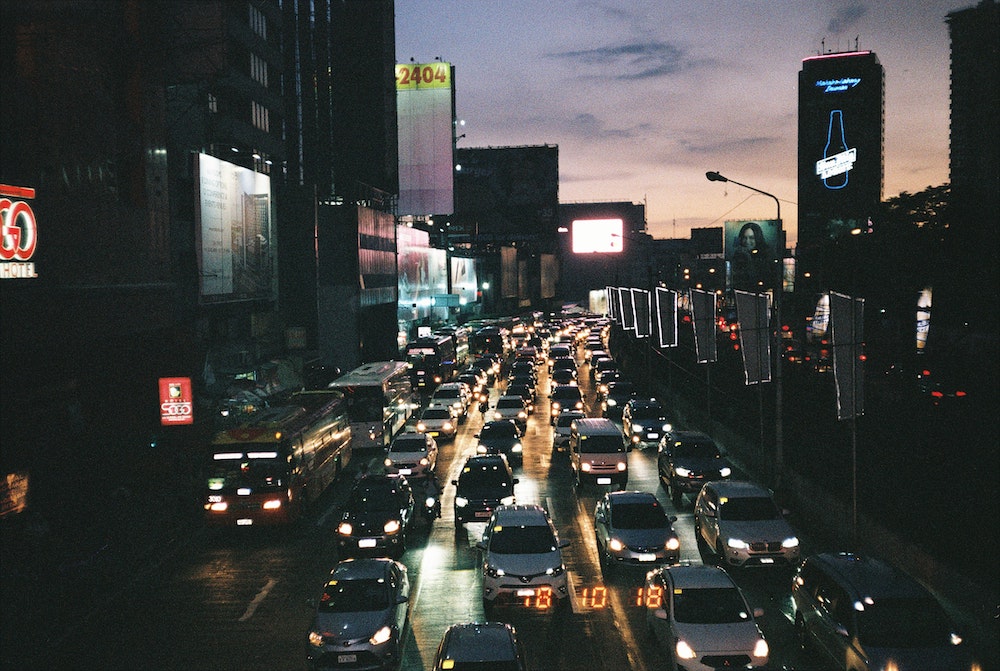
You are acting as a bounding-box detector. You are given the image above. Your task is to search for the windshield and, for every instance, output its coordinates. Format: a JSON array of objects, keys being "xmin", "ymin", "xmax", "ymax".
[
  {"xmin": 497, "ymin": 398, "xmax": 523, "ymax": 410},
  {"xmin": 489, "ymin": 525, "xmax": 557, "ymax": 554},
  {"xmin": 458, "ymin": 465, "xmax": 512, "ymax": 493},
  {"xmin": 673, "ymin": 587, "xmax": 752, "ymax": 624},
  {"xmin": 423, "ymin": 408, "xmax": 452, "ymax": 419},
  {"xmin": 612, "ymin": 502, "xmax": 669, "ymax": 529},
  {"xmin": 631, "ymin": 406, "xmax": 665, "ymax": 420},
  {"xmin": 319, "ymin": 578, "xmax": 391, "ymax": 613},
  {"xmin": 481, "ymin": 423, "xmax": 517, "ymax": 440},
  {"xmin": 857, "ymin": 597, "xmax": 957, "ymax": 648},
  {"xmin": 343, "ymin": 387, "xmax": 385, "ymax": 423},
  {"xmin": 552, "ymin": 388, "xmax": 582, "ymax": 401},
  {"xmin": 346, "ymin": 481, "xmax": 410, "ymax": 511},
  {"xmin": 674, "ymin": 441, "xmax": 720, "ymax": 459},
  {"xmin": 389, "ymin": 437, "xmax": 427, "ymax": 454},
  {"xmin": 719, "ymin": 496, "xmax": 782, "ymax": 521},
  {"xmin": 578, "ymin": 434, "xmax": 626, "ymax": 454},
  {"xmin": 208, "ymin": 449, "xmax": 287, "ymax": 491}
]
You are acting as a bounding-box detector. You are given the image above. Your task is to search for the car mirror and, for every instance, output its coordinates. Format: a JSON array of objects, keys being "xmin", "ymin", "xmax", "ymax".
[
  {"xmin": 474, "ymin": 433, "xmax": 480, "ymax": 438},
  {"xmin": 653, "ymin": 608, "xmax": 668, "ymax": 620},
  {"xmin": 668, "ymin": 515, "xmax": 677, "ymax": 523},
  {"xmin": 595, "ymin": 513, "xmax": 605, "ymax": 524},
  {"xmin": 558, "ymin": 539, "xmax": 571, "ymax": 548},
  {"xmin": 475, "ymin": 540, "xmax": 487, "ymax": 551},
  {"xmin": 397, "ymin": 595, "xmax": 409, "ymax": 604},
  {"xmin": 451, "ymin": 479, "xmax": 458, "ymax": 486},
  {"xmin": 835, "ymin": 624, "xmax": 850, "ymax": 638},
  {"xmin": 753, "ymin": 607, "xmax": 764, "ymax": 618},
  {"xmin": 512, "ymin": 478, "xmax": 519, "ymax": 485}
]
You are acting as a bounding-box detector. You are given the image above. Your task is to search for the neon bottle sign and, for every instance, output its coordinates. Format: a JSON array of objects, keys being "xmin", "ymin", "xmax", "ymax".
[{"xmin": 816, "ymin": 110, "xmax": 856, "ymax": 189}]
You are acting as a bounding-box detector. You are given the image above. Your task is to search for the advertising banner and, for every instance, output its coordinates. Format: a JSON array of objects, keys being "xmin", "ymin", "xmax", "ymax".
[
  {"xmin": 724, "ymin": 219, "xmax": 779, "ymax": 291},
  {"xmin": 632, "ymin": 288, "xmax": 651, "ymax": 338},
  {"xmin": 396, "ymin": 62, "xmax": 454, "ymax": 216},
  {"xmin": 0, "ymin": 183, "xmax": 39, "ymax": 279},
  {"xmin": 735, "ymin": 290, "xmax": 771, "ymax": 384},
  {"xmin": 830, "ymin": 292, "xmax": 865, "ymax": 420},
  {"xmin": 654, "ymin": 287, "xmax": 678, "ymax": 349},
  {"xmin": 159, "ymin": 377, "xmax": 194, "ymax": 426},
  {"xmin": 620, "ymin": 287, "xmax": 636, "ymax": 331},
  {"xmin": 690, "ymin": 289, "xmax": 718, "ymax": 363}
]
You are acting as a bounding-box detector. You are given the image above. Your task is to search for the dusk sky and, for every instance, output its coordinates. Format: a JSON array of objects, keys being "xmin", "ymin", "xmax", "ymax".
[{"xmin": 395, "ymin": 0, "xmax": 964, "ymax": 246}]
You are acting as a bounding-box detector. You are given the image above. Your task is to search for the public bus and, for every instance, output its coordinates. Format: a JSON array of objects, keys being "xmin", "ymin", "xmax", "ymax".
[
  {"xmin": 405, "ymin": 334, "xmax": 458, "ymax": 392},
  {"xmin": 327, "ymin": 360, "xmax": 418, "ymax": 449},
  {"xmin": 204, "ymin": 390, "xmax": 351, "ymax": 527}
]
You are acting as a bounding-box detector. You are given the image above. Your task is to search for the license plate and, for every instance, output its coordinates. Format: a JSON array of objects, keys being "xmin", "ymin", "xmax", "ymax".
[
  {"xmin": 428, "ymin": 431, "xmax": 439, "ymax": 437},
  {"xmin": 647, "ymin": 433, "xmax": 659, "ymax": 439},
  {"xmin": 337, "ymin": 654, "xmax": 357, "ymax": 664},
  {"xmin": 399, "ymin": 468, "xmax": 412, "ymax": 475},
  {"xmin": 638, "ymin": 553, "xmax": 657, "ymax": 562},
  {"xmin": 358, "ymin": 538, "xmax": 377, "ymax": 548},
  {"xmin": 597, "ymin": 477, "xmax": 612, "ymax": 485},
  {"xmin": 760, "ymin": 557, "xmax": 775, "ymax": 564},
  {"xmin": 237, "ymin": 518, "xmax": 253, "ymax": 526},
  {"xmin": 474, "ymin": 510, "xmax": 491, "ymax": 518},
  {"xmin": 516, "ymin": 588, "xmax": 535, "ymax": 597}
]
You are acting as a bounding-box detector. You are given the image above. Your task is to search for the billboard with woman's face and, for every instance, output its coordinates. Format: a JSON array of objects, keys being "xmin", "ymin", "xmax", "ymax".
[{"xmin": 724, "ymin": 219, "xmax": 779, "ymax": 291}]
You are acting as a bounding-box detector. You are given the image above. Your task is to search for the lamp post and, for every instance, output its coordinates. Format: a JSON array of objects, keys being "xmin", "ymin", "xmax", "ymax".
[{"xmin": 706, "ymin": 171, "xmax": 784, "ymax": 488}]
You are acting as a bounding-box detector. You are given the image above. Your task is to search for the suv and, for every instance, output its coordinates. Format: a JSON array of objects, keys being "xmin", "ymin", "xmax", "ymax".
[
  {"xmin": 693, "ymin": 481, "xmax": 800, "ymax": 569},
  {"xmin": 646, "ymin": 563, "xmax": 769, "ymax": 670},
  {"xmin": 431, "ymin": 382, "xmax": 470, "ymax": 422},
  {"xmin": 792, "ymin": 553, "xmax": 976, "ymax": 670},
  {"xmin": 432, "ymin": 622, "xmax": 527, "ymax": 671},
  {"xmin": 622, "ymin": 398, "xmax": 671, "ymax": 447},
  {"xmin": 657, "ymin": 430, "xmax": 732, "ymax": 506},
  {"xmin": 384, "ymin": 432, "xmax": 438, "ymax": 481},
  {"xmin": 570, "ymin": 417, "xmax": 629, "ymax": 489},
  {"xmin": 476, "ymin": 504, "xmax": 570, "ymax": 613},
  {"xmin": 549, "ymin": 384, "xmax": 585, "ymax": 424},
  {"xmin": 451, "ymin": 455, "xmax": 517, "ymax": 528}
]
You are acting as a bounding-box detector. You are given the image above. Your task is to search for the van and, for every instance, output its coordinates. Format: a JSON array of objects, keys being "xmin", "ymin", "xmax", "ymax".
[{"xmin": 569, "ymin": 417, "xmax": 628, "ymax": 489}]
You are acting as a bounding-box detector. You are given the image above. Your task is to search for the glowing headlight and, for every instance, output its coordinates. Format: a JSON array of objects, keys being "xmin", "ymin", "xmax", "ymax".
[
  {"xmin": 719, "ymin": 467, "xmax": 732, "ymax": 477},
  {"xmin": 632, "ymin": 424, "xmax": 644, "ymax": 433},
  {"xmin": 752, "ymin": 638, "xmax": 769, "ymax": 658},
  {"xmin": 208, "ymin": 501, "xmax": 228, "ymax": 512},
  {"xmin": 262, "ymin": 499, "xmax": 282, "ymax": 510},
  {"xmin": 517, "ymin": 411, "xmax": 527, "ymax": 419},
  {"xmin": 609, "ymin": 538, "xmax": 624, "ymax": 552},
  {"xmin": 384, "ymin": 519, "xmax": 401, "ymax": 534},
  {"xmin": 416, "ymin": 422, "xmax": 426, "ymax": 432},
  {"xmin": 552, "ymin": 402, "xmax": 562, "ymax": 413},
  {"xmin": 337, "ymin": 521, "xmax": 353, "ymax": 536},
  {"xmin": 425, "ymin": 496, "xmax": 436, "ymax": 507},
  {"xmin": 727, "ymin": 538, "xmax": 749, "ymax": 550},
  {"xmin": 581, "ymin": 463, "xmax": 592, "ymax": 472},
  {"xmin": 606, "ymin": 398, "xmax": 617, "ymax": 406},
  {"xmin": 455, "ymin": 496, "xmax": 469, "ymax": 507},
  {"xmin": 512, "ymin": 443, "xmax": 523, "ymax": 453},
  {"xmin": 477, "ymin": 444, "xmax": 488, "ymax": 454},
  {"xmin": 369, "ymin": 625, "xmax": 392, "ymax": 646},
  {"xmin": 419, "ymin": 457, "xmax": 429, "ymax": 465},
  {"xmin": 665, "ymin": 537, "xmax": 680, "ymax": 551},
  {"xmin": 616, "ymin": 462, "xmax": 627, "ymax": 471},
  {"xmin": 500, "ymin": 495, "xmax": 515, "ymax": 505},
  {"xmin": 443, "ymin": 422, "xmax": 454, "ymax": 431},
  {"xmin": 662, "ymin": 423, "xmax": 672, "ymax": 432},
  {"xmin": 782, "ymin": 536, "xmax": 800, "ymax": 549},
  {"xmin": 675, "ymin": 639, "xmax": 697, "ymax": 659},
  {"xmin": 576, "ymin": 401, "xmax": 584, "ymax": 409},
  {"xmin": 308, "ymin": 630, "xmax": 324, "ymax": 647},
  {"xmin": 384, "ymin": 458, "xmax": 393, "ymax": 467},
  {"xmin": 674, "ymin": 467, "xmax": 691, "ymax": 477}
]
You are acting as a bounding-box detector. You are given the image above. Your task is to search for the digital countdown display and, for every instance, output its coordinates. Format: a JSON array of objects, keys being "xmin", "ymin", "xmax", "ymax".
[{"xmin": 502, "ymin": 585, "xmax": 664, "ymax": 611}]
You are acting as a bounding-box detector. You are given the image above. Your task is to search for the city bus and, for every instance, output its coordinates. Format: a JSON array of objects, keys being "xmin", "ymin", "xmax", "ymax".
[
  {"xmin": 327, "ymin": 360, "xmax": 418, "ymax": 449},
  {"xmin": 204, "ymin": 390, "xmax": 351, "ymax": 527},
  {"xmin": 405, "ymin": 334, "xmax": 458, "ymax": 392}
]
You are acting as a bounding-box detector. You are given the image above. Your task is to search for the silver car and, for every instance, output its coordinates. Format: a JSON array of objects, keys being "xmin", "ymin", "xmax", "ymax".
[
  {"xmin": 306, "ymin": 558, "xmax": 409, "ymax": 670},
  {"xmin": 594, "ymin": 490, "xmax": 679, "ymax": 574},
  {"xmin": 383, "ymin": 432, "xmax": 438, "ymax": 481}
]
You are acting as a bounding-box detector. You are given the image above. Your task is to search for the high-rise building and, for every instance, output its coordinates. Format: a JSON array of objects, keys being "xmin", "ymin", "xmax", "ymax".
[{"xmin": 796, "ymin": 50, "xmax": 884, "ymax": 294}]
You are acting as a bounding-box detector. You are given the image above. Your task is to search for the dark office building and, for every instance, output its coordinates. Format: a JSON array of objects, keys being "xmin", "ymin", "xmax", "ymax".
[{"xmin": 797, "ymin": 50, "xmax": 884, "ymax": 293}]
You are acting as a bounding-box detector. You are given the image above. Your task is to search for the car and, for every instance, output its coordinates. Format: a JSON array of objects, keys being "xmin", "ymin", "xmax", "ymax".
[
  {"xmin": 792, "ymin": 552, "xmax": 977, "ymax": 671},
  {"xmin": 645, "ymin": 563, "xmax": 769, "ymax": 670},
  {"xmin": 549, "ymin": 383, "xmax": 584, "ymax": 424},
  {"xmin": 476, "ymin": 504, "xmax": 570, "ymax": 613},
  {"xmin": 547, "ymin": 344, "xmax": 573, "ymax": 369},
  {"xmin": 452, "ymin": 455, "xmax": 517, "ymax": 528},
  {"xmin": 622, "ymin": 398, "xmax": 671, "ymax": 447},
  {"xmin": 431, "ymin": 622, "xmax": 528, "ymax": 671},
  {"xmin": 592, "ymin": 357, "xmax": 619, "ymax": 384},
  {"xmin": 594, "ymin": 491, "xmax": 679, "ymax": 574},
  {"xmin": 505, "ymin": 381, "xmax": 536, "ymax": 413},
  {"xmin": 601, "ymin": 380, "xmax": 636, "ymax": 419},
  {"xmin": 550, "ymin": 367, "xmax": 577, "ymax": 386},
  {"xmin": 693, "ymin": 480, "xmax": 801, "ymax": 568},
  {"xmin": 457, "ymin": 371, "xmax": 487, "ymax": 404},
  {"xmin": 384, "ymin": 431, "xmax": 438, "ymax": 481},
  {"xmin": 415, "ymin": 404, "xmax": 458, "ymax": 441},
  {"xmin": 431, "ymin": 382, "xmax": 470, "ymax": 422},
  {"xmin": 657, "ymin": 431, "xmax": 732, "ymax": 506},
  {"xmin": 549, "ymin": 355, "xmax": 578, "ymax": 376},
  {"xmin": 552, "ymin": 410, "xmax": 586, "ymax": 452},
  {"xmin": 336, "ymin": 475, "xmax": 415, "ymax": 559},
  {"xmin": 583, "ymin": 341, "xmax": 605, "ymax": 362},
  {"xmin": 306, "ymin": 557, "xmax": 410, "ymax": 670},
  {"xmin": 475, "ymin": 420, "xmax": 524, "ymax": 466},
  {"xmin": 569, "ymin": 417, "xmax": 630, "ymax": 489},
  {"xmin": 490, "ymin": 394, "xmax": 528, "ymax": 432},
  {"xmin": 509, "ymin": 359, "xmax": 537, "ymax": 382}
]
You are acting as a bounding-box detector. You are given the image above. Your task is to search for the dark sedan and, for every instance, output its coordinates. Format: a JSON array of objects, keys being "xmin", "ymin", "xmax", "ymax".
[
  {"xmin": 336, "ymin": 475, "xmax": 415, "ymax": 559},
  {"xmin": 475, "ymin": 420, "xmax": 524, "ymax": 466}
]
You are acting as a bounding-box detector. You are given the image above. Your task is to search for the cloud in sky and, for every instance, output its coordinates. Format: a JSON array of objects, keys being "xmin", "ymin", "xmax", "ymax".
[
  {"xmin": 550, "ymin": 41, "xmax": 694, "ymax": 80},
  {"xmin": 827, "ymin": 4, "xmax": 869, "ymax": 35}
]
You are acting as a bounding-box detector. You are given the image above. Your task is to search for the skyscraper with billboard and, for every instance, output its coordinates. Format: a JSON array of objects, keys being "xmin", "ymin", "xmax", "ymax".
[{"xmin": 797, "ymin": 50, "xmax": 884, "ymax": 291}]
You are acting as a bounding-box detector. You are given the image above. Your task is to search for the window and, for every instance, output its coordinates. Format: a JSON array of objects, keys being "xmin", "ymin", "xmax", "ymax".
[
  {"xmin": 252, "ymin": 101, "xmax": 269, "ymax": 132},
  {"xmin": 249, "ymin": 4, "xmax": 267, "ymax": 40}
]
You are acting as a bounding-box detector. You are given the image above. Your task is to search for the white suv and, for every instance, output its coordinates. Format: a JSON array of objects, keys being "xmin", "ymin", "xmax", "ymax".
[{"xmin": 476, "ymin": 505, "xmax": 570, "ymax": 615}]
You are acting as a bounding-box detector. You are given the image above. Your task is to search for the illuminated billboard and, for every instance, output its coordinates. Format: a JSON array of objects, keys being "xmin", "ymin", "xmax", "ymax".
[
  {"xmin": 450, "ymin": 256, "xmax": 478, "ymax": 305},
  {"xmin": 724, "ymin": 219, "xmax": 780, "ymax": 290},
  {"xmin": 398, "ymin": 226, "xmax": 448, "ymax": 319},
  {"xmin": 0, "ymin": 183, "xmax": 39, "ymax": 279},
  {"xmin": 194, "ymin": 153, "xmax": 274, "ymax": 304},
  {"xmin": 572, "ymin": 218, "xmax": 623, "ymax": 254},
  {"xmin": 396, "ymin": 62, "xmax": 454, "ymax": 216}
]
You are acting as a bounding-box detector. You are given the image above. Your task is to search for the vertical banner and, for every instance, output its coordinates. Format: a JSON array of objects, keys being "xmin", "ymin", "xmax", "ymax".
[
  {"xmin": 735, "ymin": 290, "xmax": 771, "ymax": 384},
  {"xmin": 606, "ymin": 286, "xmax": 617, "ymax": 322},
  {"xmin": 830, "ymin": 292, "xmax": 865, "ymax": 420},
  {"xmin": 159, "ymin": 377, "xmax": 194, "ymax": 426},
  {"xmin": 690, "ymin": 289, "xmax": 718, "ymax": 363},
  {"xmin": 654, "ymin": 287, "xmax": 678, "ymax": 348},
  {"xmin": 620, "ymin": 287, "xmax": 636, "ymax": 332},
  {"xmin": 632, "ymin": 289, "xmax": 651, "ymax": 338},
  {"xmin": 610, "ymin": 287, "xmax": 624, "ymax": 324}
]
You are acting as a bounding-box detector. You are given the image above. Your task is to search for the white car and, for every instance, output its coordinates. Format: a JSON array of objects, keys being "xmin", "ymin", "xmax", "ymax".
[
  {"xmin": 645, "ymin": 563, "xmax": 769, "ymax": 671},
  {"xmin": 491, "ymin": 394, "xmax": 528, "ymax": 432},
  {"xmin": 415, "ymin": 404, "xmax": 458, "ymax": 441},
  {"xmin": 476, "ymin": 505, "xmax": 570, "ymax": 615},
  {"xmin": 384, "ymin": 432, "xmax": 438, "ymax": 480},
  {"xmin": 431, "ymin": 382, "xmax": 470, "ymax": 422}
]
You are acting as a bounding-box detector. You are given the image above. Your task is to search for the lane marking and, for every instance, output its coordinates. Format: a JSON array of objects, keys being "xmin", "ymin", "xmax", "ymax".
[{"xmin": 238, "ymin": 577, "xmax": 277, "ymax": 621}]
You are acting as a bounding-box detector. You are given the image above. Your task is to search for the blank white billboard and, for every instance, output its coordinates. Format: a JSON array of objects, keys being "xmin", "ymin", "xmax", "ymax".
[{"xmin": 397, "ymin": 62, "xmax": 455, "ymax": 216}]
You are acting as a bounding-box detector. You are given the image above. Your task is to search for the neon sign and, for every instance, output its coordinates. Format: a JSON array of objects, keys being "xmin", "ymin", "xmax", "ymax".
[
  {"xmin": 816, "ymin": 110, "xmax": 856, "ymax": 188},
  {"xmin": 815, "ymin": 77, "xmax": 861, "ymax": 93},
  {"xmin": 0, "ymin": 184, "xmax": 38, "ymax": 279}
]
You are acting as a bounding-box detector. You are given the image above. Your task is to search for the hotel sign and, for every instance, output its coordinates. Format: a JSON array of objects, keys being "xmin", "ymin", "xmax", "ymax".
[{"xmin": 0, "ymin": 184, "xmax": 38, "ymax": 279}]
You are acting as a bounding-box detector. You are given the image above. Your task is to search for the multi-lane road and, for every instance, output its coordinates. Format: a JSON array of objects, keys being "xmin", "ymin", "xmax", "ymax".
[{"xmin": 50, "ymin": 349, "xmax": 835, "ymax": 670}]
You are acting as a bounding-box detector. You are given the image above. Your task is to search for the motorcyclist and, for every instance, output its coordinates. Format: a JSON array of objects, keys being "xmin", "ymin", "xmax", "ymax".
[{"xmin": 420, "ymin": 475, "xmax": 442, "ymax": 521}]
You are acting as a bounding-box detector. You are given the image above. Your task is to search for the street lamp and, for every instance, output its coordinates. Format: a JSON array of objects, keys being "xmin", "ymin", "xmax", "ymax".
[{"xmin": 706, "ymin": 171, "xmax": 784, "ymax": 487}]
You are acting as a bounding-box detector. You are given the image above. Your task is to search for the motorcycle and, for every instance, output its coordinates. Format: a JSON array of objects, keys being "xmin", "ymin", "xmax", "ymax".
[{"xmin": 421, "ymin": 478, "xmax": 442, "ymax": 522}]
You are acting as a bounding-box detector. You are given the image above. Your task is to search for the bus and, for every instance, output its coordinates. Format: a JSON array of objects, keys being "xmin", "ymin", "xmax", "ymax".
[
  {"xmin": 327, "ymin": 360, "xmax": 418, "ymax": 449},
  {"xmin": 204, "ymin": 390, "xmax": 351, "ymax": 527},
  {"xmin": 405, "ymin": 334, "xmax": 458, "ymax": 392}
]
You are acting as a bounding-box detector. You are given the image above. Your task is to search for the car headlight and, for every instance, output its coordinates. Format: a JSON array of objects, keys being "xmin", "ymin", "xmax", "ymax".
[
  {"xmin": 455, "ymin": 496, "xmax": 468, "ymax": 507},
  {"xmin": 632, "ymin": 424, "xmax": 644, "ymax": 433},
  {"xmin": 727, "ymin": 537, "xmax": 749, "ymax": 550},
  {"xmin": 416, "ymin": 422, "xmax": 426, "ymax": 432},
  {"xmin": 500, "ymin": 495, "xmax": 515, "ymax": 505},
  {"xmin": 608, "ymin": 538, "xmax": 624, "ymax": 552},
  {"xmin": 337, "ymin": 521, "xmax": 353, "ymax": 536},
  {"xmin": 552, "ymin": 402, "xmax": 562, "ymax": 412},
  {"xmin": 581, "ymin": 462, "xmax": 591, "ymax": 472},
  {"xmin": 262, "ymin": 499, "xmax": 282, "ymax": 510},
  {"xmin": 674, "ymin": 466, "xmax": 691, "ymax": 477},
  {"xmin": 208, "ymin": 501, "xmax": 228, "ymax": 512},
  {"xmin": 675, "ymin": 639, "xmax": 697, "ymax": 660},
  {"xmin": 616, "ymin": 462, "xmax": 627, "ymax": 471},
  {"xmin": 424, "ymin": 496, "xmax": 436, "ymax": 507},
  {"xmin": 384, "ymin": 458, "xmax": 393, "ymax": 467},
  {"xmin": 512, "ymin": 442, "xmax": 523, "ymax": 453},
  {"xmin": 308, "ymin": 630, "xmax": 325, "ymax": 647},
  {"xmin": 369, "ymin": 625, "xmax": 392, "ymax": 646},
  {"xmin": 665, "ymin": 537, "xmax": 680, "ymax": 551},
  {"xmin": 606, "ymin": 398, "xmax": 617, "ymax": 406},
  {"xmin": 484, "ymin": 564, "xmax": 506, "ymax": 577},
  {"xmin": 662, "ymin": 423, "xmax": 672, "ymax": 432},
  {"xmin": 517, "ymin": 411, "xmax": 527, "ymax": 419},
  {"xmin": 546, "ymin": 564, "xmax": 565, "ymax": 575},
  {"xmin": 782, "ymin": 536, "xmax": 800, "ymax": 549},
  {"xmin": 384, "ymin": 519, "xmax": 401, "ymax": 534},
  {"xmin": 719, "ymin": 466, "xmax": 732, "ymax": 477},
  {"xmin": 443, "ymin": 422, "xmax": 454, "ymax": 431},
  {"xmin": 477, "ymin": 444, "xmax": 488, "ymax": 454},
  {"xmin": 752, "ymin": 638, "xmax": 769, "ymax": 658},
  {"xmin": 419, "ymin": 457, "xmax": 429, "ymax": 465}
]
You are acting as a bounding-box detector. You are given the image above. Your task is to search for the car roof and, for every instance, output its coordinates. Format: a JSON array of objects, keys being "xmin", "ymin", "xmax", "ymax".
[
  {"xmin": 807, "ymin": 553, "xmax": 931, "ymax": 600},
  {"xmin": 492, "ymin": 504, "xmax": 550, "ymax": 525},
  {"xmin": 330, "ymin": 557, "xmax": 397, "ymax": 580},
  {"xmin": 463, "ymin": 454, "xmax": 510, "ymax": 468},
  {"xmin": 663, "ymin": 564, "xmax": 737, "ymax": 590},
  {"xmin": 628, "ymin": 398, "xmax": 662, "ymax": 408},
  {"xmin": 392, "ymin": 433, "xmax": 429, "ymax": 446},
  {"xmin": 606, "ymin": 490, "xmax": 661, "ymax": 506},
  {"xmin": 668, "ymin": 430, "xmax": 714, "ymax": 442},
  {"xmin": 439, "ymin": 622, "xmax": 518, "ymax": 662},
  {"xmin": 705, "ymin": 480, "xmax": 771, "ymax": 498}
]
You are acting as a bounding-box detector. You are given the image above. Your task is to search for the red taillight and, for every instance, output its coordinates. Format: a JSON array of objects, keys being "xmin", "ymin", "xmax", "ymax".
[
  {"xmin": 931, "ymin": 391, "xmax": 944, "ymax": 398},
  {"xmin": 955, "ymin": 390, "xmax": 967, "ymax": 397}
]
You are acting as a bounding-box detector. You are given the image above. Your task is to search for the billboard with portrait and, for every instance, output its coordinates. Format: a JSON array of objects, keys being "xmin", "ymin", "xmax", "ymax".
[{"xmin": 724, "ymin": 219, "xmax": 779, "ymax": 291}]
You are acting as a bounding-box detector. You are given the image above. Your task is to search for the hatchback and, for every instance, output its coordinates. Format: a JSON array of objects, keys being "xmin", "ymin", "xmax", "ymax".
[
  {"xmin": 432, "ymin": 622, "xmax": 527, "ymax": 671},
  {"xmin": 306, "ymin": 557, "xmax": 409, "ymax": 670},
  {"xmin": 646, "ymin": 563, "xmax": 769, "ymax": 671},
  {"xmin": 594, "ymin": 491, "xmax": 679, "ymax": 574}
]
